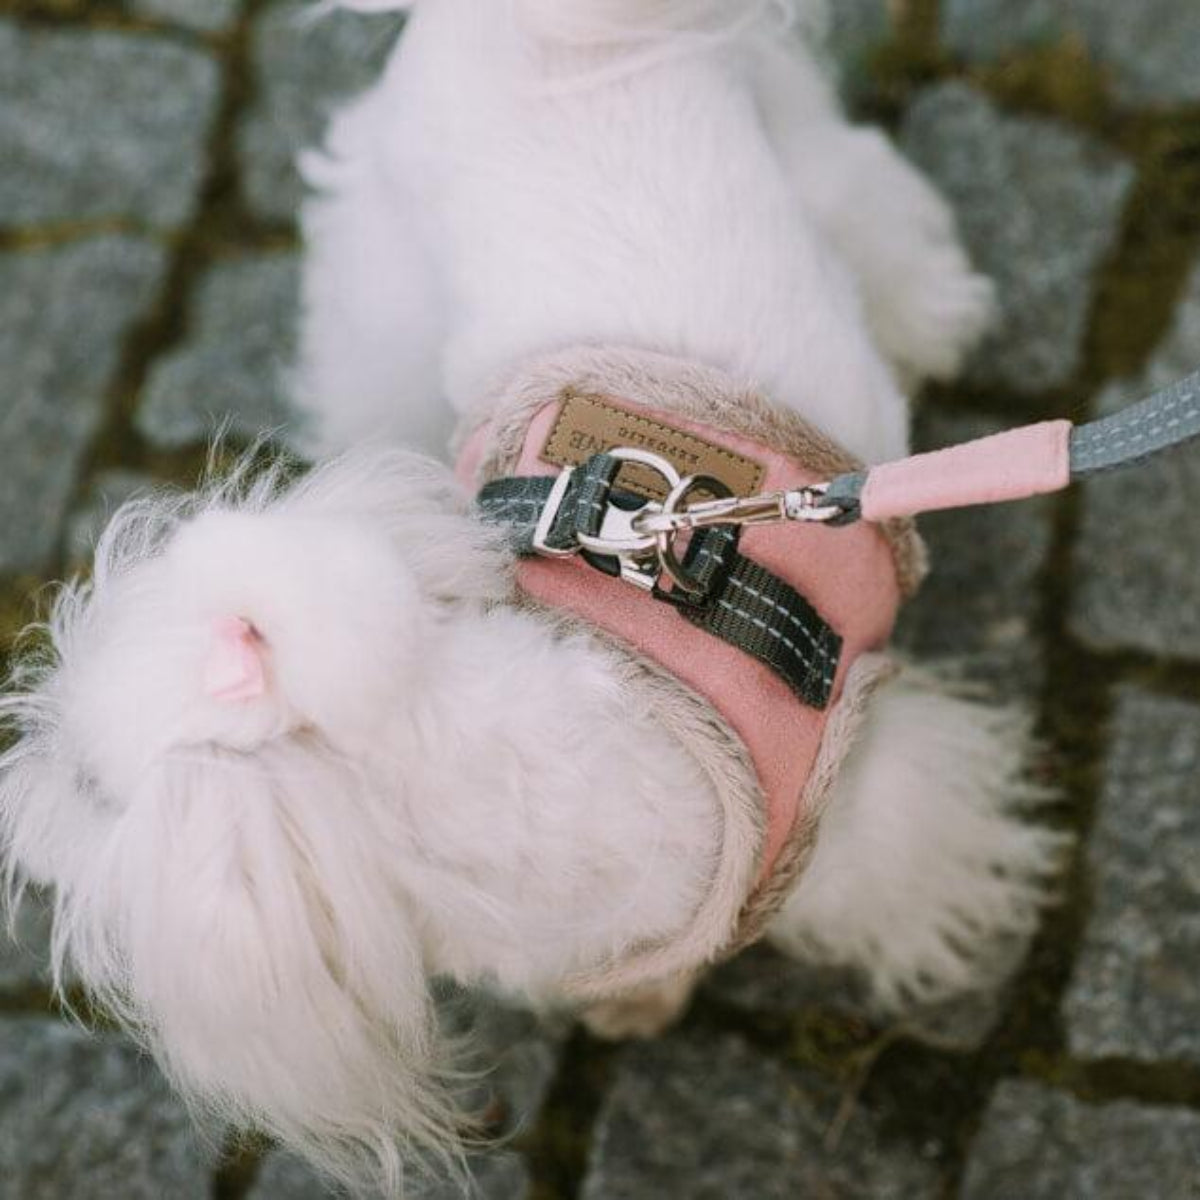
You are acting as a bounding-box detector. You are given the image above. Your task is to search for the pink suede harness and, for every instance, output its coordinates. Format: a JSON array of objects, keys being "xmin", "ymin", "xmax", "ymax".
[{"xmin": 459, "ymin": 398, "xmax": 901, "ymax": 883}]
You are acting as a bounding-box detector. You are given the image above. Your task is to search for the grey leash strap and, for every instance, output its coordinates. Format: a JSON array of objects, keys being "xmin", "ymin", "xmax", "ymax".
[
  {"xmin": 478, "ymin": 461, "xmax": 842, "ymax": 710},
  {"xmin": 1069, "ymin": 368, "xmax": 1200, "ymax": 477}
]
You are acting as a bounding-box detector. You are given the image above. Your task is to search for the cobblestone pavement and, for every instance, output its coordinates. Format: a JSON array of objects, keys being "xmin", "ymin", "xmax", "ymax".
[{"xmin": 2, "ymin": 2, "xmax": 1200, "ymax": 1197}]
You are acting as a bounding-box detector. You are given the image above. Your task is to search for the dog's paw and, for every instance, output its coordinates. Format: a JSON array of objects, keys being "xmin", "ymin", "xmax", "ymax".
[
  {"xmin": 873, "ymin": 256, "xmax": 997, "ymax": 388},
  {"xmin": 579, "ymin": 975, "xmax": 696, "ymax": 1041}
]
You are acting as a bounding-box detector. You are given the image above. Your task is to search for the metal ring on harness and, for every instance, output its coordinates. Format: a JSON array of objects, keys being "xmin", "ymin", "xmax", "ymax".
[{"xmin": 654, "ymin": 474, "xmax": 734, "ymax": 596}]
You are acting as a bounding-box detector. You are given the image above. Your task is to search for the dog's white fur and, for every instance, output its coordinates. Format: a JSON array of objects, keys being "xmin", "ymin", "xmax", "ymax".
[{"xmin": 0, "ymin": 1, "xmax": 1063, "ymax": 1193}]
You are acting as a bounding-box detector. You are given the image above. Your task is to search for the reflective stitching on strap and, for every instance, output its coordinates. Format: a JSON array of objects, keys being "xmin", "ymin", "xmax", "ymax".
[
  {"xmin": 724, "ymin": 573, "xmax": 834, "ymax": 664},
  {"xmin": 1071, "ymin": 369, "xmax": 1200, "ymax": 477}
]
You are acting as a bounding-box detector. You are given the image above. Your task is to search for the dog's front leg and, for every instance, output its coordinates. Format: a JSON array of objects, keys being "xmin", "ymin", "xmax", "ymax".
[
  {"xmin": 292, "ymin": 87, "xmax": 454, "ymax": 459},
  {"xmin": 753, "ymin": 38, "xmax": 995, "ymax": 390}
]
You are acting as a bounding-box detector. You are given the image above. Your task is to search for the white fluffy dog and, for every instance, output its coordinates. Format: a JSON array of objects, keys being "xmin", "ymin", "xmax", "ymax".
[{"xmin": 0, "ymin": 1, "xmax": 1064, "ymax": 1193}]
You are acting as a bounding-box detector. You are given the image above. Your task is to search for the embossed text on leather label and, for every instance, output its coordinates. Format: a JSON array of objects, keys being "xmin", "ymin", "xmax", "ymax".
[{"xmin": 541, "ymin": 392, "xmax": 765, "ymax": 501}]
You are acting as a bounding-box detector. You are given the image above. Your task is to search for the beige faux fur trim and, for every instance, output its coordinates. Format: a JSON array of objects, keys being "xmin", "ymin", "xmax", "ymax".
[
  {"xmin": 725, "ymin": 652, "xmax": 901, "ymax": 953},
  {"xmin": 463, "ymin": 346, "xmax": 923, "ymax": 998}
]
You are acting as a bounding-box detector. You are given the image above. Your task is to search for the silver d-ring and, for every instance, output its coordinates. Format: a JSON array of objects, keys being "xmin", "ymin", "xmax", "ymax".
[{"xmin": 655, "ymin": 474, "xmax": 734, "ymax": 595}]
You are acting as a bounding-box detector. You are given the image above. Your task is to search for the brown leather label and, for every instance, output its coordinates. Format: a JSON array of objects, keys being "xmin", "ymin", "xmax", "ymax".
[{"xmin": 541, "ymin": 392, "xmax": 765, "ymax": 501}]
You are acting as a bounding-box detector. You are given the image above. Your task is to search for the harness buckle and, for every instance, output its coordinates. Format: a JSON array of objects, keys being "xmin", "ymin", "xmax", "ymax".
[{"xmin": 531, "ymin": 447, "xmax": 843, "ymax": 600}]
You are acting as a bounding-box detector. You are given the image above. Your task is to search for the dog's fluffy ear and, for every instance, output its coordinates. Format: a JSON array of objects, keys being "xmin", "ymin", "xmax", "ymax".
[{"xmin": 55, "ymin": 741, "xmax": 462, "ymax": 1194}]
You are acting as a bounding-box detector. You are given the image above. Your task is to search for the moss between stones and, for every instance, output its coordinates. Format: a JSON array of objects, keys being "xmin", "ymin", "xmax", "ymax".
[
  {"xmin": 969, "ymin": 36, "xmax": 1111, "ymax": 129},
  {"xmin": 1086, "ymin": 112, "xmax": 1200, "ymax": 383},
  {"xmin": 0, "ymin": 578, "xmax": 44, "ymax": 660}
]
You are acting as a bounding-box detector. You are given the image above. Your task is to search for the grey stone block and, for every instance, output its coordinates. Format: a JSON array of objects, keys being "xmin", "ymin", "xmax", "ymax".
[
  {"xmin": 249, "ymin": 1149, "xmax": 530, "ymax": 1200},
  {"xmin": 0, "ymin": 891, "xmax": 55, "ymax": 999},
  {"xmin": 581, "ymin": 1033, "xmax": 942, "ymax": 1199},
  {"xmin": 896, "ymin": 413, "xmax": 1055, "ymax": 699},
  {"xmin": 66, "ymin": 469, "xmax": 158, "ymax": 570},
  {"xmin": 703, "ymin": 942, "xmax": 869, "ymax": 1018},
  {"xmin": 1063, "ymin": 688, "xmax": 1200, "ymax": 1065},
  {"xmin": 0, "ymin": 22, "xmax": 221, "ymax": 230},
  {"xmin": 237, "ymin": 1, "xmax": 404, "ymax": 222},
  {"xmin": 128, "ymin": 0, "xmax": 243, "ymax": 33},
  {"xmin": 943, "ymin": 0, "xmax": 1200, "ymax": 107},
  {"xmin": 1070, "ymin": 259, "xmax": 1200, "ymax": 659},
  {"xmin": 138, "ymin": 252, "xmax": 300, "ymax": 449},
  {"xmin": 705, "ymin": 942, "xmax": 1009, "ymax": 1054},
  {"xmin": 0, "ymin": 237, "xmax": 169, "ymax": 577},
  {"xmin": 435, "ymin": 986, "xmax": 568, "ymax": 1138},
  {"xmin": 826, "ymin": 0, "xmax": 891, "ymax": 105},
  {"xmin": 901, "ymin": 83, "xmax": 1134, "ymax": 394},
  {"xmin": 962, "ymin": 1079, "xmax": 1200, "ymax": 1199},
  {"xmin": 0, "ymin": 1017, "xmax": 211, "ymax": 1199}
]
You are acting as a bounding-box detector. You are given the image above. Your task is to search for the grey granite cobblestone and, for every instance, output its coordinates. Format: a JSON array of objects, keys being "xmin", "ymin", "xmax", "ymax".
[
  {"xmin": 901, "ymin": 83, "xmax": 1135, "ymax": 395},
  {"xmin": 138, "ymin": 252, "xmax": 300, "ymax": 449},
  {"xmin": 706, "ymin": 942, "xmax": 1012, "ymax": 1054},
  {"xmin": 944, "ymin": 0, "xmax": 1200, "ymax": 107},
  {"xmin": 128, "ymin": 0, "xmax": 243, "ymax": 33},
  {"xmin": 1063, "ymin": 687, "xmax": 1200, "ymax": 1065},
  {"xmin": 0, "ymin": 1017, "xmax": 212, "ymax": 1199},
  {"xmin": 0, "ymin": 236, "xmax": 169, "ymax": 577},
  {"xmin": 435, "ymin": 986, "xmax": 568, "ymax": 1137},
  {"xmin": 237, "ymin": 0, "xmax": 405, "ymax": 222},
  {"xmin": 0, "ymin": 22, "xmax": 221, "ymax": 230},
  {"xmin": 581, "ymin": 1033, "xmax": 943, "ymax": 1199},
  {"xmin": 66, "ymin": 469, "xmax": 158, "ymax": 569},
  {"xmin": 249, "ymin": 1149, "xmax": 531, "ymax": 1200},
  {"xmin": 0, "ymin": 891, "xmax": 55, "ymax": 999},
  {"xmin": 825, "ymin": 0, "xmax": 890, "ymax": 105},
  {"xmin": 1071, "ymin": 257, "xmax": 1200, "ymax": 660},
  {"xmin": 962, "ymin": 1080, "xmax": 1200, "ymax": 1199}
]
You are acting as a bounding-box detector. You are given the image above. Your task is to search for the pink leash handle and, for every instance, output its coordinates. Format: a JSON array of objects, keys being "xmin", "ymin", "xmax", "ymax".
[{"xmin": 829, "ymin": 420, "xmax": 1074, "ymax": 524}]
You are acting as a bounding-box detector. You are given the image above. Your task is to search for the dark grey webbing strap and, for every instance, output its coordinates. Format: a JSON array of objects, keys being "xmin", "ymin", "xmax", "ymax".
[
  {"xmin": 1070, "ymin": 368, "xmax": 1200, "ymax": 477},
  {"xmin": 478, "ymin": 466, "xmax": 842, "ymax": 710},
  {"xmin": 478, "ymin": 455, "xmax": 621, "ymax": 552},
  {"xmin": 679, "ymin": 546, "xmax": 840, "ymax": 708}
]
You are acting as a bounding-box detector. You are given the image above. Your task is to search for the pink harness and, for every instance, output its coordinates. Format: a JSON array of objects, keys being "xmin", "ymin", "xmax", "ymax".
[{"xmin": 458, "ymin": 395, "xmax": 906, "ymax": 885}]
